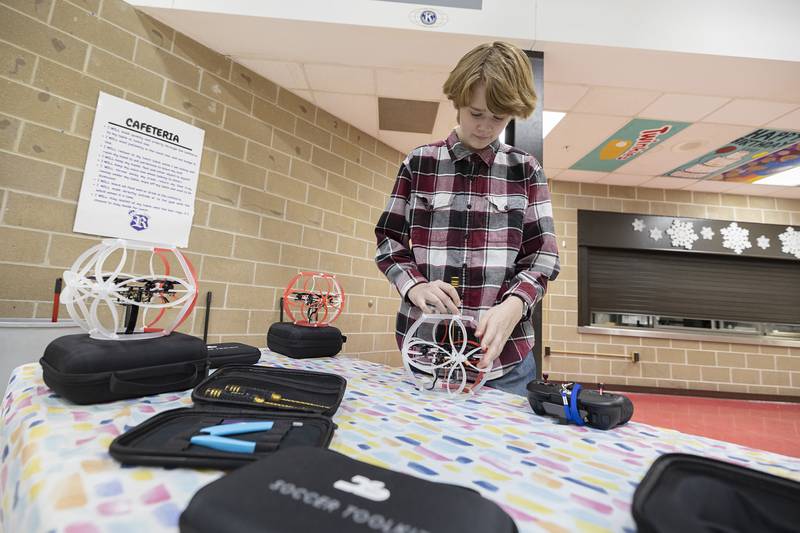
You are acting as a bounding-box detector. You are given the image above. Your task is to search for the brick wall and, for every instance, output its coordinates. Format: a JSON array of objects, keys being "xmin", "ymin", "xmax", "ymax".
[
  {"xmin": 543, "ymin": 180, "xmax": 800, "ymax": 397},
  {"xmin": 0, "ymin": 0, "xmax": 404, "ymax": 365}
]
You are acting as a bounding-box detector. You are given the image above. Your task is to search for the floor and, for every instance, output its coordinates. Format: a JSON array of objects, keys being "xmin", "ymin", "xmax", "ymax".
[{"xmin": 624, "ymin": 392, "xmax": 800, "ymax": 458}]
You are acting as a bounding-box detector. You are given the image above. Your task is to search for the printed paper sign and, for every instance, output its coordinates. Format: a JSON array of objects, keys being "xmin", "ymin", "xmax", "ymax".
[
  {"xmin": 715, "ymin": 141, "xmax": 800, "ymax": 182},
  {"xmin": 73, "ymin": 92, "xmax": 204, "ymax": 247},
  {"xmin": 664, "ymin": 128, "xmax": 800, "ymax": 180},
  {"xmin": 570, "ymin": 118, "xmax": 690, "ymax": 172}
]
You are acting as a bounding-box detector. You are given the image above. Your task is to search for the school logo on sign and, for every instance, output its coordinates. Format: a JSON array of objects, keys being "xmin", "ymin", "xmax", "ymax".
[{"xmin": 128, "ymin": 210, "xmax": 149, "ymax": 231}]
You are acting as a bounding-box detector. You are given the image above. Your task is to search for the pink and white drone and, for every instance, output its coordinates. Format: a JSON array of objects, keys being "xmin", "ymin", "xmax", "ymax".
[
  {"xmin": 61, "ymin": 239, "xmax": 198, "ymax": 340},
  {"xmin": 401, "ymin": 314, "xmax": 489, "ymax": 396}
]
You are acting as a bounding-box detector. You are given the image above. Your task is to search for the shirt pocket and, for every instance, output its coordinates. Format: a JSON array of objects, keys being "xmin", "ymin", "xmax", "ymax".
[
  {"xmin": 410, "ymin": 191, "xmax": 455, "ymax": 244},
  {"xmin": 486, "ymin": 194, "xmax": 527, "ymax": 244}
]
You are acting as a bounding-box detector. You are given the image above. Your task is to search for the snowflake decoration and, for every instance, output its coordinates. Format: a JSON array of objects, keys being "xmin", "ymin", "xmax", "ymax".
[
  {"xmin": 632, "ymin": 218, "xmax": 645, "ymax": 232},
  {"xmin": 666, "ymin": 219, "xmax": 699, "ymax": 250},
  {"xmin": 756, "ymin": 235, "xmax": 770, "ymax": 250},
  {"xmin": 700, "ymin": 226, "xmax": 715, "ymax": 240},
  {"xmin": 720, "ymin": 222, "xmax": 752, "ymax": 255},
  {"xmin": 649, "ymin": 227, "xmax": 663, "ymax": 241},
  {"xmin": 778, "ymin": 226, "xmax": 800, "ymax": 259}
]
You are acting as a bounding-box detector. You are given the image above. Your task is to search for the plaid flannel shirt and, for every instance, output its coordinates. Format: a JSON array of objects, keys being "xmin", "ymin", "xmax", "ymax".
[{"xmin": 375, "ymin": 130, "xmax": 560, "ymax": 378}]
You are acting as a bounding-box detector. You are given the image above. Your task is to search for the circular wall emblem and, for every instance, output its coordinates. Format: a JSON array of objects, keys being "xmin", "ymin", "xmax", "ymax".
[
  {"xmin": 409, "ymin": 8, "xmax": 448, "ymax": 28},
  {"xmin": 420, "ymin": 9, "xmax": 437, "ymax": 25}
]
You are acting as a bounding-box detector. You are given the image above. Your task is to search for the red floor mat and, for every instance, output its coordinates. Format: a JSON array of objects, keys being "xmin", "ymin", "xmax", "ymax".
[{"xmin": 624, "ymin": 392, "xmax": 800, "ymax": 458}]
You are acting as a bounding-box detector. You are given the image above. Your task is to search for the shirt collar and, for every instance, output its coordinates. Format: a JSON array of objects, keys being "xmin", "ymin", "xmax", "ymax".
[{"xmin": 446, "ymin": 130, "xmax": 500, "ymax": 166}]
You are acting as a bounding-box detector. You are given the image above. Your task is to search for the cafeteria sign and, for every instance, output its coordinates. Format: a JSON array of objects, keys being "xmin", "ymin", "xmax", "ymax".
[
  {"xmin": 664, "ymin": 128, "xmax": 800, "ymax": 180},
  {"xmin": 571, "ymin": 118, "xmax": 690, "ymax": 172}
]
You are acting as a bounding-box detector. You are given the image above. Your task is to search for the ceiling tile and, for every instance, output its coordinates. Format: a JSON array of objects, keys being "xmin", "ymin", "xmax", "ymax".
[
  {"xmin": 305, "ymin": 64, "xmax": 375, "ymax": 94},
  {"xmin": 572, "ymin": 86, "xmax": 661, "ymax": 116},
  {"xmin": 639, "ymin": 93, "xmax": 730, "ymax": 122},
  {"xmin": 236, "ymin": 58, "xmax": 308, "ymax": 89},
  {"xmin": 544, "ymin": 168, "xmax": 564, "ymax": 179},
  {"xmin": 375, "ymin": 69, "xmax": 449, "ymax": 101},
  {"xmin": 725, "ymin": 184, "xmax": 794, "ymax": 197},
  {"xmin": 617, "ymin": 122, "xmax": 753, "ymax": 176},
  {"xmin": 701, "ymin": 99, "xmax": 799, "ymax": 127},
  {"xmin": 772, "ymin": 186, "xmax": 800, "ymax": 198},
  {"xmin": 378, "ymin": 98, "xmax": 439, "ymax": 133},
  {"xmin": 292, "ymin": 89, "xmax": 315, "ymax": 103},
  {"xmin": 598, "ymin": 173, "xmax": 652, "ymax": 186},
  {"xmin": 542, "ymin": 83, "xmax": 588, "ymax": 111},
  {"xmin": 764, "ymin": 107, "xmax": 800, "ymax": 131},
  {"xmin": 543, "ymin": 113, "xmax": 630, "ymax": 169},
  {"xmin": 641, "ymin": 176, "xmax": 698, "ymax": 189},
  {"xmin": 681, "ymin": 180, "xmax": 742, "ymax": 192},
  {"xmin": 377, "ymin": 131, "xmax": 430, "ymax": 155},
  {"xmin": 554, "ymin": 169, "xmax": 607, "ymax": 183},
  {"xmin": 313, "ymin": 92, "xmax": 378, "ymax": 134}
]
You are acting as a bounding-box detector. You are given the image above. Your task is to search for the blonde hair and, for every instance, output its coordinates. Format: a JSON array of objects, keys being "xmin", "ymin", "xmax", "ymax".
[{"xmin": 442, "ymin": 41, "xmax": 537, "ymax": 119}]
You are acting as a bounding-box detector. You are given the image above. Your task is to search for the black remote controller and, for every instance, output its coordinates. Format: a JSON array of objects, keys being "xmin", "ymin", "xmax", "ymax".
[{"xmin": 526, "ymin": 380, "xmax": 634, "ymax": 430}]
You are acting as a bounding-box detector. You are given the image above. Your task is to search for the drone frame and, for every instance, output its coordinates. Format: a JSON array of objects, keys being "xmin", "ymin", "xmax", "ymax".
[
  {"xmin": 61, "ymin": 238, "xmax": 198, "ymax": 341},
  {"xmin": 401, "ymin": 313, "xmax": 489, "ymax": 396},
  {"xmin": 282, "ymin": 271, "xmax": 344, "ymax": 327}
]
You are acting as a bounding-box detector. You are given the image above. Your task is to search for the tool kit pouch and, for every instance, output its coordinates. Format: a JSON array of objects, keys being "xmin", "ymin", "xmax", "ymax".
[
  {"xmin": 109, "ymin": 365, "xmax": 346, "ymax": 469},
  {"xmin": 267, "ymin": 322, "xmax": 345, "ymax": 358},
  {"xmin": 206, "ymin": 342, "xmax": 261, "ymax": 368},
  {"xmin": 180, "ymin": 447, "xmax": 518, "ymax": 533},
  {"xmin": 632, "ymin": 453, "xmax": 800, "ymax": 533},
  {"xmin": 40, "ymin": 332, "xmax": 208, "ymax": 405}
]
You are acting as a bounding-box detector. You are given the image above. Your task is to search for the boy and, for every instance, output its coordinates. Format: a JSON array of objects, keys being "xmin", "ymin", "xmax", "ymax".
[{"xmin": 375, "ymin": 42, "xmax": 560, "ymax": 396}]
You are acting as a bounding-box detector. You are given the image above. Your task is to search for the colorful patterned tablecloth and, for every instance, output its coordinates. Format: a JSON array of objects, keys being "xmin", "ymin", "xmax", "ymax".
[{"xmin": 3, "ymin": 352, "xmax": 800, "ymax": 533}]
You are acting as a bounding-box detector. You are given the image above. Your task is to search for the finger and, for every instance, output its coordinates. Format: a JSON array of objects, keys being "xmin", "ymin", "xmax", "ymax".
[
  {"xmin": 480, "ymin": 319, "xmax": 498, "ymax": 352},
  {"xmin": 475, "ymin": 312, "xmax": 489, "ymax": 338},
  {"xmin": 439, "ymin": 288, "xmax": 461, "ymax": 315},
  {"xmin": 438, "ymin": 282, "xmax": 462, "ymax": 308},
  {"xmin": 431, "ymin": 287, "xmax": 459, "ymax": 315}
]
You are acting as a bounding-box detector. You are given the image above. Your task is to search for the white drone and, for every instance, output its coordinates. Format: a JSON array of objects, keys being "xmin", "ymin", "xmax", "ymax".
[
  {"xmin": 401, "ymin": 314, "xmax": 489, "ymax": 396},
  {"xmin": 61, "ymin": 238, "xmax": 198, "ymax": 341}
]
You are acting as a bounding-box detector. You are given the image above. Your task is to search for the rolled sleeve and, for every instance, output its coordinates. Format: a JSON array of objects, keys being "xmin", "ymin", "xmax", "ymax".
[
  {"xmin": 375, "ymin": 161, "xmax": 427, "ymax": 299},
  {"xmin": 503, "ymin": 164, "xmax": 560, "ymax": 319}
]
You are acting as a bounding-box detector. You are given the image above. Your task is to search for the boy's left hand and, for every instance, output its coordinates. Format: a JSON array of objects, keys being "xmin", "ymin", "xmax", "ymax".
[{"xmin": 474, "ymin": 297, "xmax": 525, "ymax": 369}]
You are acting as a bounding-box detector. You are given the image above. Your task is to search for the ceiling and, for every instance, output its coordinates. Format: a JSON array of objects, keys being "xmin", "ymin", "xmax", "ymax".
[{"xmin": 137, "ymin": 6, "xmax": 800, "ymax": 198}]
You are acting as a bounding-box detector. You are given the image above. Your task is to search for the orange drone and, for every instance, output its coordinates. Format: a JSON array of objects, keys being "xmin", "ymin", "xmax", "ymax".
[{"xmin": 281, "ymin": 272, "xmax": 344, "ymax": 327}]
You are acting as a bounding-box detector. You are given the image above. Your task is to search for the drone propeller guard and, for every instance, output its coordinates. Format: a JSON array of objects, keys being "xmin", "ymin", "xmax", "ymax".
[
  {"xmin": 401, "ymin": 314, "xmax": 490, "ymax": 396},
  {"xmin": 282, "ymin": 272, "xmax": 344, "ymax": 327},
  {"xmin": 61, "ymin": 238, "xmax": 198, "ymax": 341}
]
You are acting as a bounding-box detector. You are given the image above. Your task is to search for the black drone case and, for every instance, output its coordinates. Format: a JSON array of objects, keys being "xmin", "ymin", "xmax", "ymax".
[
  {"xmin": 40, "ymin": 332, "xmax": 208, "ymax": 405},
  {"xmin": 267, "ymin": 322, "xmax": 345, "ymax": 358},
  {"xmin": 180, "ymin": 447, "xmax": 518, "ymax": 533},
  {"xmin": 633, "ymin": 453, "xmax": 800, "ymax": 533},
  {"xmin": 109, "ymin": 365, "xmax": 346, "ymax": 470},
  {"xmin": 206, "ymin": 342, "xmax": 262, "ymax": 368}
]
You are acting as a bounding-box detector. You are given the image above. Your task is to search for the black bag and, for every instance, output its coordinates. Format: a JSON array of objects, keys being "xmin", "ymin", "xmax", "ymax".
[
  {"xmin": 633, "ymin": 453, "xmax": 800, "ymax": 533},
  {"xmin": 206, "ymin": 342, "xmax": 261, "ymax": 368},
  {"xmin": 179, "ymin": 447, "xmax": 518, "ymax": 533},
  {"xmin": 40, "ymin": 332, "xmax": 207, "ymax": 404},
  {"xmin": 267, "ymin": 322, "xmax": 345, "ymax": 358},
  {"xmin": 109, "ymin": 365, "xmax": 346, "ymax": 469}
]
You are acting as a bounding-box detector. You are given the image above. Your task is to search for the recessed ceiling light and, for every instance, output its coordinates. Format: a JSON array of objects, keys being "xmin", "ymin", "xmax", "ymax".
[
  {"xmin": 752, "ymin": 165, "xmax": 800, "ymax": 186},
  {"xmin": 543, "ymin": 111, "xmax": 566, "ymax": 138}
]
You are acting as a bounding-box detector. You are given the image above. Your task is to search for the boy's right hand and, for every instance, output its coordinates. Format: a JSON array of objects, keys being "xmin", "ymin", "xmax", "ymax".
[{"xmin": 408, "ymin": 281, "xmax": 462, "ymax": 315}]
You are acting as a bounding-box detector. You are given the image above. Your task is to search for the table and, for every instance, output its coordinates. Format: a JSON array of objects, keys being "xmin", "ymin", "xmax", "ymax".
[{"xmin": 3, "ymin": 352, "xmax": 800, "ymax": 533}]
